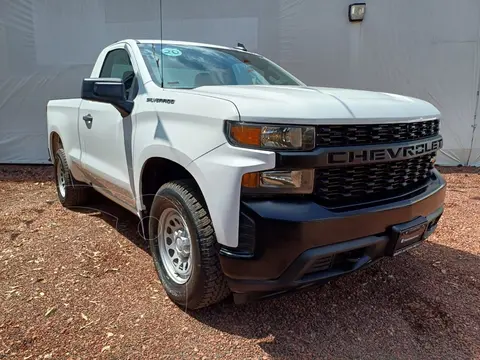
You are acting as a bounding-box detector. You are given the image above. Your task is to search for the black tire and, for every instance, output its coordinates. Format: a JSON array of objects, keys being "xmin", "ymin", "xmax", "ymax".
[
  {"xmin": 54, "ymin": 148, "xmax": 91, "ymax": 208},
  {"xmin": 148, "ymin": 180, "xmax": 230, "ymax": 310}
]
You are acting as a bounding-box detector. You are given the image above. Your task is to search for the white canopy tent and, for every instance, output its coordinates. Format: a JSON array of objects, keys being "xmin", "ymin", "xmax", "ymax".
[{"xmin": 0, "ymin": 0, "xmax": 479, "ymax": 165}]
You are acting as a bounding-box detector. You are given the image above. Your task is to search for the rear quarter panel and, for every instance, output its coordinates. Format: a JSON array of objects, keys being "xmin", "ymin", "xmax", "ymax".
[{"xmin": 47, "ymin": 99, "xmax": 85, "ymax": 181}]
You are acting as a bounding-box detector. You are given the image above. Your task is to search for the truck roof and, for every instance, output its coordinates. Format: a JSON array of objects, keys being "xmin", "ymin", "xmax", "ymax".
[{"xmin": 114, "ymin": 39, "xmax": 256, "ymax": 54}]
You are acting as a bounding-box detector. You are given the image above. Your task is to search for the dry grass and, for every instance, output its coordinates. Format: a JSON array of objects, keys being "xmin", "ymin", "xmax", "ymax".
[{"xmin": 0, "ymin": 165, "xmax": 479, "ymax": 360}]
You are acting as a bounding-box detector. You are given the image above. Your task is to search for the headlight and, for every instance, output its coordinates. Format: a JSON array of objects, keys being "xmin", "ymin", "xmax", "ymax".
[
  {"xmin": 242, "ymin": 169, "xmax": 315, "ymax": 194},
  {"xmin": 226, "ymin": 121, "xmax": 315, "ymax": 151}
]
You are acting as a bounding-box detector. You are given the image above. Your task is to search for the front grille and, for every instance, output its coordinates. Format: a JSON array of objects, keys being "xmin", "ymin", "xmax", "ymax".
[
  {"xmin": 316, "ymin": 119, "xmax": 440, "ymax": 147},
  {"xmin": 314, "ymin": 153, "xmax": 435, "ymax": 207}
]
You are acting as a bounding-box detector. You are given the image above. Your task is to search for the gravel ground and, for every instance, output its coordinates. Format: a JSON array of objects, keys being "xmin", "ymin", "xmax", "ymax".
[{"xmin": 0, "ymin": 165, "xmax": 479, "ymax": 360}]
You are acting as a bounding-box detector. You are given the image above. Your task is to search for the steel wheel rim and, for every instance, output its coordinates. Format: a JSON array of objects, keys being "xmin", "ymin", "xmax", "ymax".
[
  {"xmin": 158, "ymin": 208, "xmax": 192, "ymax": 284},
  {"xmin": 56, "ymin": 161, "xmax": 66, "ymax": 198}
]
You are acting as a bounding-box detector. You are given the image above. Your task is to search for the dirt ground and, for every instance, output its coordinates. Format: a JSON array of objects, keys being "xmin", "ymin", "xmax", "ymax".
[{"xmin": 0, "ymin": 165, "xmax": 479, "ymax": 360}]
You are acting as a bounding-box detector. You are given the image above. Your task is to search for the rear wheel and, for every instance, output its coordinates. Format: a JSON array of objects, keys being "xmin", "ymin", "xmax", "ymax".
[
  {"xmin": 148, "ymin": 180, "xmax": 230, "ymax": 310},
  {"xmin": 54, "ymin": 149, "xmax": 91, "ymax": 207}
]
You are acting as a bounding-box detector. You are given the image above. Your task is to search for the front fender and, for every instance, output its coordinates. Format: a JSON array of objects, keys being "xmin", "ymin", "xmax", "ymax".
[
  {"xmin": 134, "ymin": 144, "xmax": 195, "ymax": 211},
  {"xmin": 135, "ymin": 142, "xmax": 276, "ymax": 248},
  {"xmin": 187, "ymin": 143, "xmax": 275, "ymax": 248}
]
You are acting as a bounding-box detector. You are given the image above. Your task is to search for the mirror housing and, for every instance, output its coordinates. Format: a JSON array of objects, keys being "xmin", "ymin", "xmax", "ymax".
[{"xmin": 81, "ymin": 78, "xmax": 134, "ymax": 117}]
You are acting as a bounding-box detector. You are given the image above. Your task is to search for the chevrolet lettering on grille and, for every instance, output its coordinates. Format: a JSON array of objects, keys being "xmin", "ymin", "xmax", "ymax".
[{"xmin": 326, "ymin": 137, "xmax": 443, "ymax": 165}]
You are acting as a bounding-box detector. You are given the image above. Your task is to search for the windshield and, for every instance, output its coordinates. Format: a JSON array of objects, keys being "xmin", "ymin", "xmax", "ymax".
[{"xmin": 138, "ymin": 43, "xmax": 303, "ymax": 89}]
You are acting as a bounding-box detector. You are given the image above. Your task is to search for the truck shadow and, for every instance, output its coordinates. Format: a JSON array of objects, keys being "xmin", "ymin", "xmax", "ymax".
[
  {"xmin": 69, "ymin": 191, "xmax": 151, "ymax": 254},
  {"xmin": 70, "ymin": 191, "xmax": 480, "ymax": 360},
  {"xmin": 192, "ymin": 243, "xmax": 480, "ymax": 359}
]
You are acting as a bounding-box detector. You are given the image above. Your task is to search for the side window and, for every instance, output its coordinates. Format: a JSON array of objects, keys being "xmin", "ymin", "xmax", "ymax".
[{"xmin": 99, "ymin": 49, "xmax": 136, "ymax": 98}]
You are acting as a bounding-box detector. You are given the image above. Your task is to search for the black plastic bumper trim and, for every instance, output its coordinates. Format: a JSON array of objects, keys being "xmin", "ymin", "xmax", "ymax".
[
  {"xmin": 219, "ymin": 169, "xmax": 445, "ymax": 285},
  {"xmin": 227, "ymin": 206, "xmax": 443, "ymax": 298}
]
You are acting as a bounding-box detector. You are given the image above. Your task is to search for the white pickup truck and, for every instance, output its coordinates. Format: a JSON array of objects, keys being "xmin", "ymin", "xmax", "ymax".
[{"xmin": 47, "ymin": 39, "xmax": 446, "ymax": 309}]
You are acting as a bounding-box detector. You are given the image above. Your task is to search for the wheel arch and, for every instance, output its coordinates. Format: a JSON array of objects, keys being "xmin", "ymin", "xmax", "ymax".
[
  {"xmin": 50, "ymin": 131, "xmax": 63, "ymax": 154},
  {"xmin": 139, "ymin": 156, "xmax": 204, "ymax": 214},
  {"xmin": 138, "ymin": 152, "xmax": 216, "ymax": 214}
]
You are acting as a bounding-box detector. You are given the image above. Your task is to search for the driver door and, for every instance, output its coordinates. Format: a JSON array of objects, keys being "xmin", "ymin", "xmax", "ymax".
[{"xmin": 78, "ymin": 46, "xmax": 138, "ymax": 211}]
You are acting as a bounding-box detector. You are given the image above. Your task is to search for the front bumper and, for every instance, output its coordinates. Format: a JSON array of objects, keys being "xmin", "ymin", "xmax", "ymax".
[{"xmin": 219, "ymin": 169, "xmax": 446, "ymax": 303}]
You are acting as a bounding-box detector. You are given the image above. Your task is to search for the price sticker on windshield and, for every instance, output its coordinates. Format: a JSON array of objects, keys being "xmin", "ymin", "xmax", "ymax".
[{"xmin": 162, "ymin": 48, "xmax": 183, "ymax": 57}]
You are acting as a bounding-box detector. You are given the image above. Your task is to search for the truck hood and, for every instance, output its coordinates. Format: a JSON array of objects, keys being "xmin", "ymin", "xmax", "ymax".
[{"xmin": 190, "ymin": 85, "xmax": 440, "ymax": 124}]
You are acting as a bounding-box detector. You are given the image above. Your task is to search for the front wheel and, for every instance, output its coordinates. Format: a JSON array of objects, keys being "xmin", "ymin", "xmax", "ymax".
[{"xmin": 148, "ymin": 180, "xmax": 230, "ymax": 310}]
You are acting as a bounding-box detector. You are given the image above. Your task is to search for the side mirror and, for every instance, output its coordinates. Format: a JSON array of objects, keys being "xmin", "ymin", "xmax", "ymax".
[{"xmin": 81, "ymin": 78, "xmax": 134, "ymax": 117}]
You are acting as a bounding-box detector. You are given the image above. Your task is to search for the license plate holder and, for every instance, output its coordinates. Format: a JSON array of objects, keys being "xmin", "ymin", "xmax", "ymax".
[{"xmin": 388, "ymin": 217, "xmax": 428, "ymax": 256}]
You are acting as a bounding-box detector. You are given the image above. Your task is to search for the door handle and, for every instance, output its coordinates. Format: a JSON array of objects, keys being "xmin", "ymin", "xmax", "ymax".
[{"xmin": 83, "ymin": 114, "xmax": 93, "ymax": 122}]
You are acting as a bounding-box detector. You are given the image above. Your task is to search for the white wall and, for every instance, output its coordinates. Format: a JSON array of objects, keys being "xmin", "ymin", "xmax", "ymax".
[{"xmin": 0, "ymin": 0, "xmax": 478, "ymax": 165}]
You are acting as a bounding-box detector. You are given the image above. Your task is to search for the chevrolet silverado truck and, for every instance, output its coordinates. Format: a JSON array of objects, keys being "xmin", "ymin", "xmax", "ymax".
[{"xmin": 47, "ymin": 39, "xmax": 446, "ymax": 309}]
